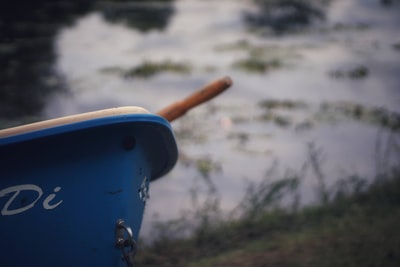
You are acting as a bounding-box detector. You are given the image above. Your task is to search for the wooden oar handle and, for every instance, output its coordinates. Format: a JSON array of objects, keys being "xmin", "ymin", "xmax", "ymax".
[{"xmin": 157, "ymin": 76, "xmax": 233, "ymax": 122}]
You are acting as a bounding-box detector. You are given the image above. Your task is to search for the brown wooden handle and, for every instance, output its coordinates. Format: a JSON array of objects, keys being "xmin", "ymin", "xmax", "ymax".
[{"xmin": 157, "ymin": 76, "xmax": 233, "ymax": 122}]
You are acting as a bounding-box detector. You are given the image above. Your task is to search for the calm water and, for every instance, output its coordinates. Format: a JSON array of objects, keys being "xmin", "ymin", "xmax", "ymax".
[{"xmin": 1, "ymin": 0, "xmax": 400, "ymax": 239}]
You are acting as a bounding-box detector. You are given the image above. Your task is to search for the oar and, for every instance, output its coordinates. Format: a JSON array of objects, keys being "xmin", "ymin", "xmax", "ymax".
[{"xmin": 157, "ymin": 76, "xmax": 233, "ymax": 122}]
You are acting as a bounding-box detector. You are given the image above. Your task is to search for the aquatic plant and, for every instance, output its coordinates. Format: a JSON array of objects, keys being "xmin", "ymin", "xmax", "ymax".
[
  {"xmin": 259, "ymin": 99, "xmax": 308, "ymax": 110},
  {"xmin": 261, "ymin": 113, "xmax": 292, "ymax": 127},
  {"xmin": 123, "ymin": 60, "xmax": 192, "ymax": 78},
  {"xmin": 319, "ymin": 101, "xmax": 400, "ymax": 131},
  {"xmin": 255, "ymin": 98, "xmax": 400, "ymax": 131},
  {"xmin": 232, "ymin": 57, "xmax": 281, "ymax": 73},
  {"xmin": 257, "ymin": 99, "xmax": 308, "ymax": 128},
  {"xmin": 329, "ymin": 65, "xmax": 369, "ymax": 79},
  {"xmin": 331, "ymin": 22, "xmax": 369, "ymax": 31},
  {"xmin": 217, "ymin": 40, "xmax": 300, "ymax": 74},
  {"xmin": 101, "ymin": 60, "xmax": 192, "ymax": 79}
]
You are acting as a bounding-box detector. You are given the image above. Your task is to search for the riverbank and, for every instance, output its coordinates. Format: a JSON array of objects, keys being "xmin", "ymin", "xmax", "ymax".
[{"xmin": 136, "ymin": 167, "xmax": 400, "ymax": 266}]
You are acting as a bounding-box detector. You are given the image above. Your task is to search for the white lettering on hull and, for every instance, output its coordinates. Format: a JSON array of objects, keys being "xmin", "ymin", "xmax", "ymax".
[{"xmin": 0, "ymin": 184, "xmax": 63, "ymax": 216}]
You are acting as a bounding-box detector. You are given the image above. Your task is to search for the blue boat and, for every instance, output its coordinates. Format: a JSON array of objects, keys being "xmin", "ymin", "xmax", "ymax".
[
  {"xmin": 0, "ymin": 76, "xmax": 232, "ymax": 266},
  {"xmin": 0, "ymin": 107, "xmax": 178, "ymax": 267}
]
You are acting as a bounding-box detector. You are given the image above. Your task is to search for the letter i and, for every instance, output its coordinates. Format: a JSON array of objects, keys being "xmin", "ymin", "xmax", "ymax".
[{"xmin": 43, "ymin": 187, "xmax": 63, "ymax": 210}]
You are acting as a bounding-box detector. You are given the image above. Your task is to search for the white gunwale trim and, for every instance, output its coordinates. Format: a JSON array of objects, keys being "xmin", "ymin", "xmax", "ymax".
[{"xmin": 0, "ymin": 106, "xmax": 150, "ymax": 139}]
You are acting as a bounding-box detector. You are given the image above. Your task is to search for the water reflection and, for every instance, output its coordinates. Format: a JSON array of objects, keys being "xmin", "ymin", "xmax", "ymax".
[
  {"xmin": 99, "ymin": 1, "xmax": 175, "ymax": 32},
  {"xmin": 244, "ymin": 0, "xmax": 327, "ymax": 34},
  {"xmin": 0, "ymin": 0, "xmax": 175, "ymax": 126},
  {"xmin": 0, "ymin": 1, "xmax": 92, "ymax": 123},
  {"xmin": 1, "ymin": 0, "xmax": 400, "ymax": 241}
]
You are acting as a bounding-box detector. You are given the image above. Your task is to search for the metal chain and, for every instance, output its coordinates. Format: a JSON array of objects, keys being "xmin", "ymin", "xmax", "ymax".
[{"xmin": 115, "ymin": 219, "xmax": 137, "ymax": 267}]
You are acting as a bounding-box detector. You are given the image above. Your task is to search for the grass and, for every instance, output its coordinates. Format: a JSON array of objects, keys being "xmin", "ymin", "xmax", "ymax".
[{"xmin": 136, "ymin": 167, "xmax": 400, "ymax": 267}]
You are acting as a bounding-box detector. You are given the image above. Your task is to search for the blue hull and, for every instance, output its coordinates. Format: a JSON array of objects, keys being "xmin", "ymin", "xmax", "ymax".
[{"xmin": 0, "ymin": 112, "xmax": 177, "ymax": 266}]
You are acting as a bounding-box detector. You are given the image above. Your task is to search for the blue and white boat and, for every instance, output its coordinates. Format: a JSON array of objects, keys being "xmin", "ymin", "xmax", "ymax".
[
  {"xmin": 0, "ymin": 107, "xmax": 178, "ymax": 267},
  {"xmin": 0, "ymin": 76, "xmax": 232, "ymax": 267}
]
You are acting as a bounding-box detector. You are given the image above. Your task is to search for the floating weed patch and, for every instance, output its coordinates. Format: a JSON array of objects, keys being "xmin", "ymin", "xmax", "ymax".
[
  {"xmin": 100, "ymin": 60, "xmax": 192, "ymax": 79},
  {"xmin": 318, "ymin": 101, "xmax": 400, "ymax": 131},
  {"xmin": 99, "ymin": 66, "xmax": 125, "ymax": 75},
  {"xmin": 329, "ymin": 65, "xmax": 369, "ymax": 79},
  {"xmin": 259, "ymin": 99, "xmax": 308, "ymax": 110},
  {"xmin": 331, "ymin": 22, "xmax": 370, "ymax": 31},
  {"xmin": 216, "ymin": 40, "xmax": 300, "ymax": 74},
  {"xmin": 214, "ymin": 39, "xmax": 253, "ymax": 52},
  {"xmin": 258, "ymin": 99, "xmax": 310, "ymax": 128},
  {"xmin": 232, "ymin": 57, "xmax": 282, "ymax": 73},
  {"xmin": 124, "ymin": 60, "xmax": 191, "ymax": 78},
  {"xmin": 274, "ymin": 115, "xmax": 292, "ymax": 127},
  {"xmin": 231, "ymin": 40, "xmax": 301, "ymax": 60},
  {"xmin": 256, "ymin": 99, "xmax": 400, "ymax": 131},
  {"xmin": 215, "ymin": 39, "xmax": 282, "ymax": 55},
  {"xmin": 259, "ymin": 112, "xmax": 293, "ymax": 128}
]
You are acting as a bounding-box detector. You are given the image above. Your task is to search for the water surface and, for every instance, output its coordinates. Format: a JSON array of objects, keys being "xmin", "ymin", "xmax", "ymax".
[{"xmin": 2, "ymin": 0, "xmax": 400, "ymax": 240}]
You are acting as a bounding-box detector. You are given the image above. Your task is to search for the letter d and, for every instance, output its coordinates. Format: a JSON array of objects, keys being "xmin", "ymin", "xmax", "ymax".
[{"xmin": 0, "ymin": 184, "xmax": 43, "ymax": 216}]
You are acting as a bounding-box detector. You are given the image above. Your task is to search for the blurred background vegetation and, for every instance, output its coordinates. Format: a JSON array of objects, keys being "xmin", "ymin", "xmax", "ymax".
[{"xmin": 136, "ymin": 148, "xmax": 400, "ymax": 267}]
